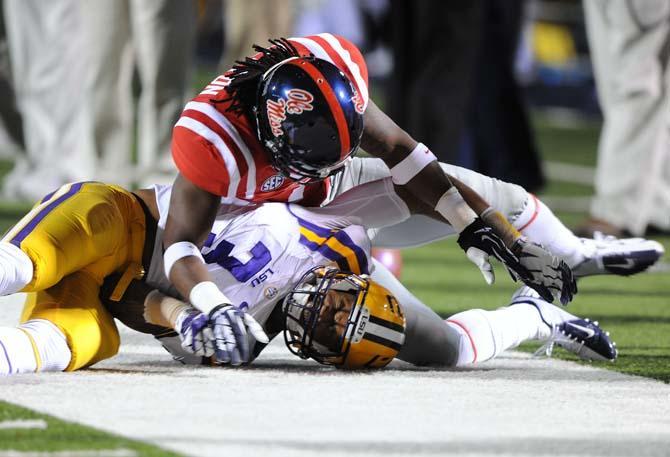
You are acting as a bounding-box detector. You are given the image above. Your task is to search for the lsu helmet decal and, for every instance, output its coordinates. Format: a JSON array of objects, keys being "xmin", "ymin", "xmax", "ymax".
[{"xmin": 282, "ymin": 266, "xmax": 406, "ymax": 369}]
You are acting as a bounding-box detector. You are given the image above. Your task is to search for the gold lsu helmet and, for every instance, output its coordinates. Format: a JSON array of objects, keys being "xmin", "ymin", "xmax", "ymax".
[{"xmin": 282, "ymin": 266, "xmax": 406, "ymax": 369}]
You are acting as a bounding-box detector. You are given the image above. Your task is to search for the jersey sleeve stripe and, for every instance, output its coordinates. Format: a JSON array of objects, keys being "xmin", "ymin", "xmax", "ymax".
[
  {"xmin": 182, "ymin": 110, "xmax": 249, "ymax": 178},
  {"xmin": 323, "ymin": 236, "xmax": 361, "ymax": 274},
  {"xmin": 286, "ymin": 205, "xmax": 369, "ymax": 273},
  {"xmin": 332, "ymin": 230, "xmax": 369, "ymax": 274},
  {"xmin": 175, "ymin": 117, "xmax": 240, "ymax": 199},
  {"xmin": 314, "ymin": 33, "xmax": 369, "ymax": 108},
  {"xmin": 298, "ymin": 228, "xmax": 351, "ymax": 272},
  {"xmin": 296, "ymin": 225, "xmax": 366, "ymax": 275},
  {"xmin": 181, "ymin": 110, "xmax": 250, "ymax": 198},
  {"xmin": 183, "ymin": 101, "xmax": 257, "ymax": 200}
]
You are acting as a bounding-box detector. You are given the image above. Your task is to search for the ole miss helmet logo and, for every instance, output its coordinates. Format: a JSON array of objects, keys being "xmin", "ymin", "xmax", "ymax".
[
  {"xmin": 352, "ymin": 89, "xmax": 365, "ymax": 114},
  {"xmin": 266, "ymin": 89, "xmax": 315, "ymax": 137}
]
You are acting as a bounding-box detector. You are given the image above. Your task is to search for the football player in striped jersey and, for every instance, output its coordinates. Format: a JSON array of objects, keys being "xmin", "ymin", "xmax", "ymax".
[
  {"xmin": 0, "ymin": 179, "xmax": 622, "ymax": 374},
  {"xmin": 163, "ymin": 34, "xmax": 578, "ymax": 329}
]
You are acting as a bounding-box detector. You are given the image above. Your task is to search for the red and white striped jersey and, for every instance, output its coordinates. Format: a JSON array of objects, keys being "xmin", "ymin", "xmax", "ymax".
[{"xmin": 172, "ymin": 33, "xmax": 369, "ymax": 206}]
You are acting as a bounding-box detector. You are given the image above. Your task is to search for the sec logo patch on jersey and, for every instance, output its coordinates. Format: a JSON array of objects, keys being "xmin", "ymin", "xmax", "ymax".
[
  {"xmin": 261, "ymin": 174, "xmax": 285, "ymax": 192},
  {"xmin": 264, "ymin": 286, "xmax": 279, "ymax": 299}
]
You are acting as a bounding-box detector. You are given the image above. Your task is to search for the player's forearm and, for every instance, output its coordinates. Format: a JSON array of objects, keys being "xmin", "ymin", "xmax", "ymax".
[
  {"xmin": 362, "ymin": 100, "xmax": 522, "ymax": 239},
  {"xmin": 362, "ymin": 100, "xmax": 483, "ymax": 231},
  {"xmin": 396, "ymin": 175, "xmax": 523, "ymax": 248},
  {"xmin": 448, "ymin": 176, "xmax": 522, "ymax": 247},
  {"xmin": 167, "ymin": 257, "xmax": 214, "ymax": 301},
  {"xmin": 144, "ymin": 289, "xmax": 192, "ymax": 329},
  {"xmin": 362, "ymin": 100, "xmax": 455, "ymax": 206},
  {"xmin": 163, "ymin": 174, "xmax": 230, "ymax": 313}
]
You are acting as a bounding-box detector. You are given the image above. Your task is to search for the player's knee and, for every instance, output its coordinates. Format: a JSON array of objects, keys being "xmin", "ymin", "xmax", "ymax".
[
  {"xmin": 65, "ymin": 318, "xmax": 120, "ymax": 371},
  {"xmin": 20, "ymin": 240, "xmax": 68, "ymax": 291},
  {"xmin": 499, "ymin": 183, "xmax": 529, "ymax": 224}
]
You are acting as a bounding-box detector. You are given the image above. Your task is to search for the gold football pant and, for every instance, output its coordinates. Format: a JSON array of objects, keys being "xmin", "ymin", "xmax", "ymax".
[{"xmin": 2, "ymin": 182, "xmax": 146, "ymax": 370}]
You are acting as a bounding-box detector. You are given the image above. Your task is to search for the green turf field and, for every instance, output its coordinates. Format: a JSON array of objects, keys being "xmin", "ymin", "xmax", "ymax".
[
  {"xmin": 401, "ymin": 117, "xmax": 670, "ymax": 383},
  {"xmin": 0, "ymin": 116, "xmax": 667, "ymax": 454},
  {"xmin": 0, "ymin": 401, "xmax": 180, "ymax": 456}
]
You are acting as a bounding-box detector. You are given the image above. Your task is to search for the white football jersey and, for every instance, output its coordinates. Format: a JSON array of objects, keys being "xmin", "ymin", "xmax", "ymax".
[{"xmin": 145, "ymin": 185, "xmax": 372, "ymax": 329}]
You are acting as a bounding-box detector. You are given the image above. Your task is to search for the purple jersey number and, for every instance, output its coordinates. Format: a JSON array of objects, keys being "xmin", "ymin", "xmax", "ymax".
[{"xmin": 203, "ymin": 234, "xmax": 272, "ymax": 283}]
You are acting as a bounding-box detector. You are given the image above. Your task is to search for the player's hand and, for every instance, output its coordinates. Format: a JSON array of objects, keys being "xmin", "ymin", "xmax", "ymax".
[
  {"xmin": 176, "ymin": 311, "xmax": 215, "ymax": 357},
  {"xmin": 457, "ymin": 218, "xmax": 526, "ymax": 286},
  {"xmin": 510, "ymin": 238, "xmax": 577, "ymax": 306},
  {"xmin": 208, "ymin": 305, "xmax": 270, "ymax": 366}
]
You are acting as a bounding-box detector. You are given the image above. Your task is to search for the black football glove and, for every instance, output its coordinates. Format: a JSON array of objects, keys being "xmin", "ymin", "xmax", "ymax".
[
  {"xmin": 457, "ymin": 218, "xmax": 577, "ymax": 305},
  {"xmin": 510, "ymin": 238, "xmax": 577, "ymax": 306}
]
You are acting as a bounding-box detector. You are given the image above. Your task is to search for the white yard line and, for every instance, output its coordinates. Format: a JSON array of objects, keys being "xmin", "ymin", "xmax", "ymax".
[
  {"xmin": 649, "ymin": 262, "xmax": 670, "ymax": 273},
  {"xmin": 541, "ymin": 160, "xmax": 594, "ymax": 212},
  {"xmin": 1, "ymin": 296, "xmax": 669, "ymax": 457},
  {"xmin": 544, "ymin": 161, "xmax": 595, "ymax": 186},
  {"xmin": 0, "ymin": 420, "xmax": 47, "ymax": 430}
]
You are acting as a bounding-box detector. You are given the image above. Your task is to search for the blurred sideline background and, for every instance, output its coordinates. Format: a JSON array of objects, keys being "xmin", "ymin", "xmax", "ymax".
[
  {"xmin": 0, "ymin": 0, "xmax": 605, "ymax": 221},
  {"xmin": 0, "ymin": 0, "xmax": 668, "ymax": 384}
]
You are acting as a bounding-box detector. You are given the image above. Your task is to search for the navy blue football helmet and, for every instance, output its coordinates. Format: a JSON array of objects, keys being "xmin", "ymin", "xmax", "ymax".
[{"xmin": 256, "ymin": 56, "xmax": 365, "ymax": 181}]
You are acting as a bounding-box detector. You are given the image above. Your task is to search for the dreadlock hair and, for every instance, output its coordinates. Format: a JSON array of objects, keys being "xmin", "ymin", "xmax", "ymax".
[{"xmin": 213, "ymin": 38, "xmax": 302, "ymax": 117}]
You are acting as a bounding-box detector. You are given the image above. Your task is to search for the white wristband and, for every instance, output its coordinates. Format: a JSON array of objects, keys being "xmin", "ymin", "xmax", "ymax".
[
  {"xmin": 189, "ymin": 281, "xmax": 231, "ymax": 315},
  {"xmin": 390, "ymin": 143, "xmax": 437, "ymax": 185},
  {"xmin": 164, "ymin": 241, "xmax": 205, "ymax": 279},
  {"xmin": 434, "ymin": 187, "xmax": 477, "ymax": 232}
]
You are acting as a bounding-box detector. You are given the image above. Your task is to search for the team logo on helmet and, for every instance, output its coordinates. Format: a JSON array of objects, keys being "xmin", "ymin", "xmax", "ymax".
[
  {"xmin": 257, "ymin": 57, "xmax": 364, "ymax": 181},
  {"xmin": 285, "ymin": 89, "xmax": 314, "ymax": 114},
  {"xmin": 266, "ymin": 89, "xmax": 315, "ymax": 137},
  {"xmin": 261, "ymin": 174, "xmax": 285, "ymax": 192},
  {"xmin": 351, "ymin": 89, "xmax": 365, "ymax": 114}
]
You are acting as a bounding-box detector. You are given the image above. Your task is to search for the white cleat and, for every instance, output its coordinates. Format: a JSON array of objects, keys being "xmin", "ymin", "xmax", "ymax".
[
  {"xmin": 572, "ymin": 232, "xmax": 665, "ymax": 277},
  {"xmin": 534, "ymin": 318, "xmax": 618, "ymax": 362}
]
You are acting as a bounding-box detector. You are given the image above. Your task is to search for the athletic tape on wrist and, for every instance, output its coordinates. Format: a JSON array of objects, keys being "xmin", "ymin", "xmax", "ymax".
[
  {"xmin": 390, "ymin": 143, "xmax": 437, "ymax": 185},
  {"xmin": 143, "ymin": 290, "xmax": 192, "ymax": 329},
  {"xmin": 163, "ymin": 241, "xmax": 205, "ymax": 279},
  {"xmin": 480, "ymin": 207, "xmax": 522, "ymax": 248},
  {"xmin": 189, "ymin": 281, "xmax": 231, "ymax": 315},
  {"xmin": 435, "ymin": 187, "xmax": 477, "ymax": 232}
]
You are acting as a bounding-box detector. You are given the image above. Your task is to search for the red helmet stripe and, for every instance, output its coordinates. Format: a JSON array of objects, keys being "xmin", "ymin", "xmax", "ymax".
[
  {"xmin": 286, "ymin": 60, "xmax": 350, "ymax": 159},
  {"xmin": 308, "ymin": 35, "xmax": 367, "ymax": 108}
]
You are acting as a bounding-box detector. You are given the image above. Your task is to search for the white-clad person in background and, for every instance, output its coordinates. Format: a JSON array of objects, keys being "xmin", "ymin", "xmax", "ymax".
[
  {"xmin": 0, "ymin": 0, "xmax": 24, "ymax": 163},
  {"xmin": 2, "ymin": 0, "xmax": 91, "ymax": 200},
  {"xmin": 577, "ymin": 0, "xmax": 670, "ymax": 237},
  {"xmin": 79, "ymin": 0, "xmax": 197, "ymax": 187}
]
